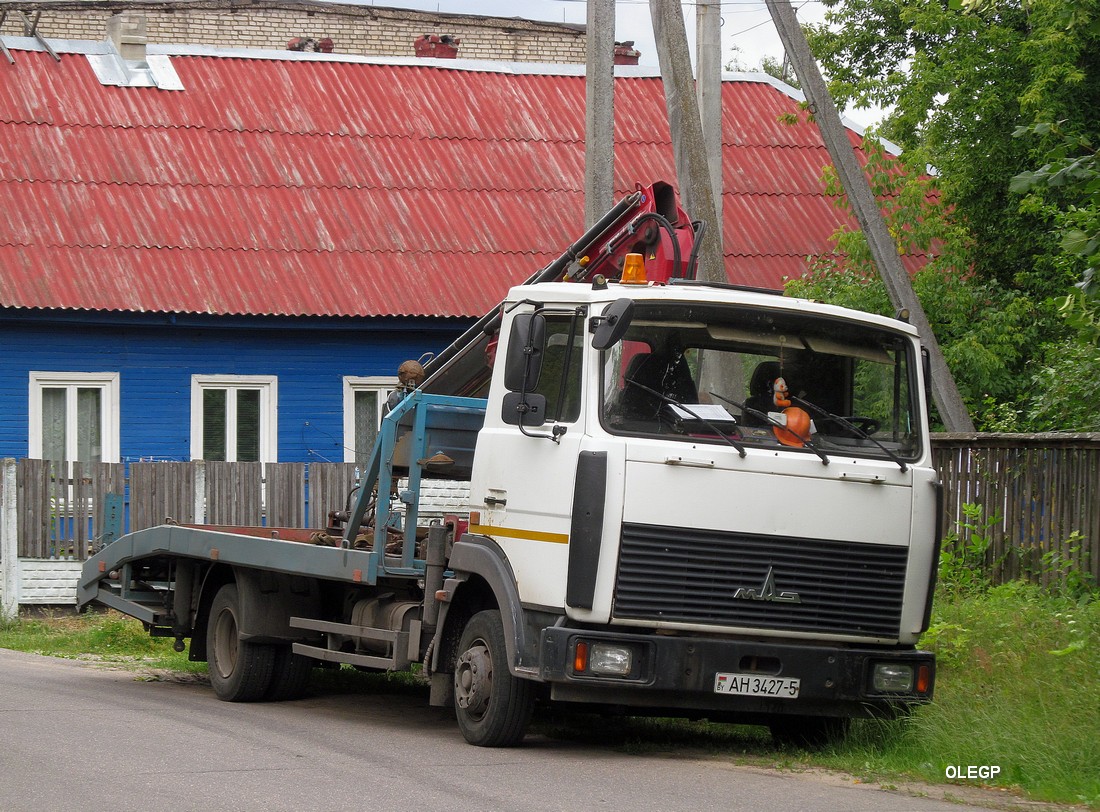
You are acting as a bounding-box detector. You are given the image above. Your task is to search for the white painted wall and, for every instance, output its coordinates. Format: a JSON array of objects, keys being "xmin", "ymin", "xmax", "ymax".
[{"xmin": 17, "ymin": 559, "xmax": 84, "ymax": 605}]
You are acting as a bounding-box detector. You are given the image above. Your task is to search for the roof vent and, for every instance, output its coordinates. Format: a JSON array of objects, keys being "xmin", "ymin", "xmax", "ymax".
[
  {"xmin": 88, "ymin": 12, "xmax": 182, "ymax": 90},
  {"xmin": 614, "ymin": 41, "xmax": 641, "ymax": 66},
  {"xmin": 106, "ymin": 12, "xmax": 147, "ymax": 62},
  {"xmin": 414, "ymin": 34, "xmax": 460, "ymax": 59}
]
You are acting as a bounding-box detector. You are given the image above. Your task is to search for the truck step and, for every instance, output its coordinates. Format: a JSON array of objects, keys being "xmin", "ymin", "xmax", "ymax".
[
  {"xmin": 289, "ymin": 617, "xmax": 412, "ymax": 671},
  {"xmin": 291, "ymin": 642, "xmax": 402, "ymax": 671}
]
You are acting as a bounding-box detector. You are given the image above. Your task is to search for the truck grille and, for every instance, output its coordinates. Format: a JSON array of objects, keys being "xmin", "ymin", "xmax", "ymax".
[{"xmin": 614, "ymin": 523, "xmax": 908, "ymax": 638}]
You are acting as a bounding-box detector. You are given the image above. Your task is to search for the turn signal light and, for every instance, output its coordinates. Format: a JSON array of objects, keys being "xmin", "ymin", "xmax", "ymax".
[
  {"xmin": 574, "ymin": 641, "xmax": 589, "ymax": 673},
  {"xmin": 621, "ymin": 252, "xmax": 647, "ymax": 284},
  {"xmin": 916, "ymin": 663, "xmax": 932, "ymax": 694}
]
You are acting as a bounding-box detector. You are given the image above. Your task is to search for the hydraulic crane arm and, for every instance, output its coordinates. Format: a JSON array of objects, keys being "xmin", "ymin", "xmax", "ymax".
[{"xmin": 421, "ymin": 181, "xmax": 698, "ymax": 398}]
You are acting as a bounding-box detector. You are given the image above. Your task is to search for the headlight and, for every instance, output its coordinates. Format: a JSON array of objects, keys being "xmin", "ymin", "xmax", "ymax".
[
  {"xmin": 589, "ymin": 643, "xmax": 633, "ymax": 676},
  {"xmin": 872, "ymin": 662, "xmax": 914, "ymax": 693},
  {"xmin": 573, "ymin": 640, "xmax": 636, "ymax": 678}
]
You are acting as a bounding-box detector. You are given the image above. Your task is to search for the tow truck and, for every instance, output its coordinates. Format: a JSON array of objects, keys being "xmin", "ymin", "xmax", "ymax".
[{"xmin": 79, "ymin": 182, "xmax": 938, "ymax": 747}]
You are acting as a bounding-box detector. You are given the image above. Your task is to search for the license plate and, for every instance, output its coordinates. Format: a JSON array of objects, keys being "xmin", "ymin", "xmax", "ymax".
[{"xmin": 714, "ymin": 672, "xmax": 800, "ymax": 698}]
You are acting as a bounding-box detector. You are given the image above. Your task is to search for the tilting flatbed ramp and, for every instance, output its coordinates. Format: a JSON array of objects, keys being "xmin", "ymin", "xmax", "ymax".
[{"xmin": 77, "ymin": 525, "xmax": 377, "ymax": 624}]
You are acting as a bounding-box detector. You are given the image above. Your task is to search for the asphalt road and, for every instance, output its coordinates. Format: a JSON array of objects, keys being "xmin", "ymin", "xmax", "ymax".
[{"xmin": 0, "ymin": 649, "xmax": 1003, "ymax": 812}]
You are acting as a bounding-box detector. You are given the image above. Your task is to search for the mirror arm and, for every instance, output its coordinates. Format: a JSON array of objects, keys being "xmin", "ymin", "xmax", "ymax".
[{"xmin": 516, "ymin": 324, "xmax": 565, "ymax": 444}]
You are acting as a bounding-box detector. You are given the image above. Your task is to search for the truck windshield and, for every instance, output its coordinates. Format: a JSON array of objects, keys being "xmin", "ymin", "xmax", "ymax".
[{"xmin": 599, "ymin": 301, "xmax": 922, "ymax": 461}]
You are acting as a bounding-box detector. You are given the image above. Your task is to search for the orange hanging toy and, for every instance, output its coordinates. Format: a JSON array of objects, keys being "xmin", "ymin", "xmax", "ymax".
[{"xmin": 772, "ymin": 376, "xmax": 792, "ymax": 409}]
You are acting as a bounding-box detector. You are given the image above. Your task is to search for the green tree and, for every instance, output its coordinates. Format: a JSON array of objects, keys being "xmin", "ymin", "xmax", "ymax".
[
  {"xmin": 805, "ymin": 0, "xmax": 1091, "ymax": 299},
  {"xmin": 795, "ymin": 0, "xmax": 1100, "ymax": 430},
  {"xmin": 787, "ymin": 139, "xmax": 1043, "ymax": 430}
]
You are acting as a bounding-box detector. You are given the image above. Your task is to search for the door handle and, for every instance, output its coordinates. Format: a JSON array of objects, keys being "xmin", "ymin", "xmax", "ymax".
[
  {"xmin": 664, "ymin": 455, "xmax": 715, "ymax": 468},
  {"xmin": 839, "ymin": 472, "xmax": 885, "ymax": 484}
]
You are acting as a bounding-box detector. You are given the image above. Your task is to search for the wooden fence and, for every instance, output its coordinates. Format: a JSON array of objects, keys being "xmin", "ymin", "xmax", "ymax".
[
  {"xmin": 932, "ymin": 433, "xmax": 1100, "ymax": 587},
  {"xmin": 3, "ymin": 460, "xmax": 361, "ymax": 561},
  {"xmin": 2, "ymin": 434, "xmax": 1098, "ymax": 585}
]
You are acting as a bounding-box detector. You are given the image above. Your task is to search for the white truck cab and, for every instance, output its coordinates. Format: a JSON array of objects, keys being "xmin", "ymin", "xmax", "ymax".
[{"xmin": 442, "ymin": 278, "xmax": 938, "ymax": 744}]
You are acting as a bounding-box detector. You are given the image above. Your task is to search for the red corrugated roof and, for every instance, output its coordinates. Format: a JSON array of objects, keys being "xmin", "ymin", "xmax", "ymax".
[{"xmin": 0, "ymin": 44, "xmax": 912, "ymax": 319}]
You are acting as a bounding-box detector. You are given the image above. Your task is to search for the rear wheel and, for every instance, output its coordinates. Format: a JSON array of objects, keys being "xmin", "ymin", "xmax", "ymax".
[
  {"xmin": 207, "ymin": 583, "xmax": 275, "ymax": 702},
  {"xmin": 265, "ymin": 645, "xmax": 313, "ymax": 701},
  {"xmin": 453, "ymin": 610, "xmax": 534, "ymax": 747}
]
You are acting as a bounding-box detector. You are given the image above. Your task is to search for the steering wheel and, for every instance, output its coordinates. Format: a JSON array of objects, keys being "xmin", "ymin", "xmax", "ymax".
[{"xmin": 842, "ymin": 416, "xmax": 880, "ymax": 435}]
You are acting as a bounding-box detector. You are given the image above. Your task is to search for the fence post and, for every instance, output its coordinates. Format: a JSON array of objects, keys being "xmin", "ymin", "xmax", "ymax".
[
  {"xmin": 193, "ymin": 461, "xmax": 206, "ymax": 525},
  {"xmin": 1, "ymin": 458, "xmax": 18, "ymax": 621}
]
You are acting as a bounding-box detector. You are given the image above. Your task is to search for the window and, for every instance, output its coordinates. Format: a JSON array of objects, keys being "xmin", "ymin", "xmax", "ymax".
[
  {"xmin": 533, "ymin": 315, "xmax": 584, "ymax": 423},
  {"xmin": 343, "ymin": 376, "xmax": 396, "ymax": 467},
  {"xmin": 191, "ymin": 375, "xmax": 277, "ymax": 462},
  {"xmin": 29, "ymin": 372, "xmax": 120, "ymax": 464},
  {"xmin": 600, "ymin": 302, "xmax": 921, "ymax": 461}
]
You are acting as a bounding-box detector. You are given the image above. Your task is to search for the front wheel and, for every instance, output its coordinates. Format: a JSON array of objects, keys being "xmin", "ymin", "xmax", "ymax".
[
  {"xmin": 207, "ymin": 583, "xmax": 275, "ymax": 702},
  {"xmin": 453, "ymin": 610, "xmax": 534, "ymax": 747}
]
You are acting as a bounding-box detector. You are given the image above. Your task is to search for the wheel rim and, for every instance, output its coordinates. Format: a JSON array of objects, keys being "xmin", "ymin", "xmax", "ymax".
[
  {"xmin": 454, "ymin": 640, "xmax": 492, "ymax": 720},
  {"xmin": 213, "ymin": 605, "xmax": 239, "ymax": 679}
]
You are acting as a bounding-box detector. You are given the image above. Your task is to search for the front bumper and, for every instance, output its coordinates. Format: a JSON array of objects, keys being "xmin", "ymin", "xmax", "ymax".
[{"xmin": 539, "ymin": 626, "xmax": 934, "ymax": 720}]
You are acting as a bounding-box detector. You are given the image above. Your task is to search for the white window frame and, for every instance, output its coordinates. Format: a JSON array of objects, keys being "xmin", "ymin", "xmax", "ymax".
[
  {"xmin": 28, "ymin": 371, "xmax": 121, "ymax": 464},
  {"xmin": 343, "ymin": 376, "xmax": 397, "ymax": 464},
  {"xmin": 190, "ymin": 375, "xmax": 278, "ymax": 463}
]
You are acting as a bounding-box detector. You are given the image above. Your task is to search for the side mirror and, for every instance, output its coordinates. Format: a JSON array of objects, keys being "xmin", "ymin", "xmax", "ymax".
[
  {"xmin": 591, "ymin": 298, "xmax": 634, "ymax": 350},
  {"xmin": 504, "ymin": 313, "xmax": 546, "ymax": 392},
  {"xmin": 501, "ymin": 392, "xmax": 547, "ymax": 427}
]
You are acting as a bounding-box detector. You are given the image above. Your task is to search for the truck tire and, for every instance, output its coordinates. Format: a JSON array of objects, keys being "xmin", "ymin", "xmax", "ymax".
[
  {"xmin": 769, "ymin": 715, "xmax": 850, "ymax": 749},
  {"xmin": 265, "ymin": 645, "xmax": 313, "ymax": 701},
  {"xmin": 207, "ymin": 583, "xmax": 275, "ymax": 702},
  {"xmin": 453, "ymin": 610, "xmax": 534, "ymax": 747}
]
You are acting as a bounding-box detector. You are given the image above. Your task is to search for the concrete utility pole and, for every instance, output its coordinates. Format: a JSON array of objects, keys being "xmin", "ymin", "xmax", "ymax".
[
  {"xmin": 763, "ymin": 0, "xmax": 975, "ymax": 431},
  {"xmin": 649, "ymin": 0, "xmax": 723, "ymax": 283},
  {"xmin": 584, "ymin": 0, "xmax": 615, "ymax": 228},
  {"xmin": 651, "ymin": 0, "xmax": 735, "ymax": 396},
  {"xmin": 695, "ymin": 0, "xmax": 723, "ymax": 240},
  {"xmin": 1, "ymin": 459, "xmax": 18, "ymax": 621}
]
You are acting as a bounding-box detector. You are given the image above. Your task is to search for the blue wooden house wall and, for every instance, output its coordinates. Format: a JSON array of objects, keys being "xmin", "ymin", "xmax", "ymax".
[{"xmin": 0, "ymin": 311, "xmax": 465, "ymax": 463}]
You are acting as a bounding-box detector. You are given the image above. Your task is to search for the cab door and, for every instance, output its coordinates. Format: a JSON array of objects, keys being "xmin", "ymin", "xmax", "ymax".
[{"xmin": 468, "ymin": 309, "xmax": 587, "ymax": 609}]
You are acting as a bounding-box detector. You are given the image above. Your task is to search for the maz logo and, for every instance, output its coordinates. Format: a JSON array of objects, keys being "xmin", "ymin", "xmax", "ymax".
[{"xmin": 733, "ymin": 566, "xmax": 802, "ymax": 604}]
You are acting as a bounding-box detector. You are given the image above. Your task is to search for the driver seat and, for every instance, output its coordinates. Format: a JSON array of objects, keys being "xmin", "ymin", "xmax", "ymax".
[{"xmin": 622, "ymin": 352, "xmax": 698, "ymax": 419}]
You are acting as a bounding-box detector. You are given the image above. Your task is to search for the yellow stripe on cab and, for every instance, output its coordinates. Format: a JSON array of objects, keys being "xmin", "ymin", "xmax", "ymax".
[{"xmin": 468, "ymin": 523, "xmax": 569, "ymax": 545}]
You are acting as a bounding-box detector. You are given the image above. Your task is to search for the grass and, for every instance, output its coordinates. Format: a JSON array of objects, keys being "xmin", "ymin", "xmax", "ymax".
[
  {"xmin": 816, "ymin": 582, "xmax": 1100, "ymax": 808},
  {"xmin": 537, "ymin": 582, "xmax": 1100, "ymax": 808},
  {"xmin": 3, "ymin": 584, "xmax": 1098, "ymax": 809},
  {"xmin": 0, "ymin": 608, "xmax": 206, "ymax": 674}
]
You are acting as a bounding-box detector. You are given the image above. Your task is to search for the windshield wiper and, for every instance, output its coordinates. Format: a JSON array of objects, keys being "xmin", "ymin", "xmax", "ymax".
[
  {"xmin": 623, "ymin": 378, "xmax": 747, "ymax": 458},
  {"xmin": 791, "ymin": 396, "xmax": 908, "ymax": 472},
  {"xmin": 708, "ymin": 391, "xmax": 829, "ymax": 466}
]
